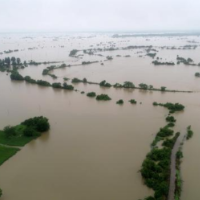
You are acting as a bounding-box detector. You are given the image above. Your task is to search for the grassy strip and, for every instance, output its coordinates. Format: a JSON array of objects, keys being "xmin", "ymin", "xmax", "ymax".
[{"xmin": 0, "ymin": 145, "xmax": 20, "ymax": 166}]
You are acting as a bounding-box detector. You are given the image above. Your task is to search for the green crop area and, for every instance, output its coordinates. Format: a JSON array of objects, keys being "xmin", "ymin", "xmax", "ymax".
[{"xmin": 0, "ymin": 145, "xmax": 20, "ymax": 166}]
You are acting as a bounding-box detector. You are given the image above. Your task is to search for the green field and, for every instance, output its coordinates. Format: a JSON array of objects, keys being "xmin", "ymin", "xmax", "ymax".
[
  {"xmin": 0, "ymin": 145, "xmax": 20, "ymax": 166},
  {"xmin": 0, "ymin": 125, "xmax": 40, "ymax": 147}
]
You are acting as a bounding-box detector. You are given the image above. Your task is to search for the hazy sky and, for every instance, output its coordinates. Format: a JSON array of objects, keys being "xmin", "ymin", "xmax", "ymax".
[{"xmin": 0, "ymin": 0, "xmax": 200, "ymax": 32}]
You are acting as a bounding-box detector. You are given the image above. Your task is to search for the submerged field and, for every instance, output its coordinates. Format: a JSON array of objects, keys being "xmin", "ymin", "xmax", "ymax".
[{"xmin": 0, "ymin": 32, "xmax": 199, "ymax": 200}]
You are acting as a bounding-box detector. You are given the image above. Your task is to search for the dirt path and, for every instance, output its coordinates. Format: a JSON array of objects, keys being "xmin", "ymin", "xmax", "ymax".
[{"xmin": 168, "ymin": 134, "xmax": 184, "ymax": 200}]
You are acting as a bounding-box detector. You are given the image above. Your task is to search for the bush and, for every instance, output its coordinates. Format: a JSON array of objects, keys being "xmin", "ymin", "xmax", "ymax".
[
  {"xmin": 23, "ymin": 127, "xmax": 40, "ymax": 137},
  {"xmin": 10, "ymin": 71, "xmax": 24, "ymax": 81},
  {"xmin": 87, "ymin": 92, "xmax": 96, "ymax": 97},
  {"xmin": 113, "ymin": 83, "xmax": 123, "ymax": 88},
  {"xmin": 166, "ymin": 116, "xmax": 176, "ymax": 123},
  {"xmin": 99, "ymin": 80, "xmax": 112, "ymax": 87},
  {"xmin": 116, "ymin": 99, "xmax": 124, "ymax": 104},
  {"xmin": 3, "ymin": 126, "xmax": 16, "ymax": 138},
  {"xmin": 24, "ymin": 76, "xmax": 36, "ymax": 84},
  {"xmin": 186, "ymin": 126, "xmax": 193, "ymax": 140},
  {"xmin": 195, "ymin": 72, "xmax": 200, "ymax": 77},
  {"xmin": 123, "ymin": 81, "xmax": 135, "ymax": 88},
  {"xmin": 96, "ymin": 94, "xmax": 111, "ymax": 101},
  {"xmin": 37, "ymin": 80, "xmax": 51, "ymax": 87},
  {"xmin": 129, "ymin": 99, "xmax": 137, "ymax": 104},
  {"xmin": 21, "ymin": 116, "xmax": 50, "ymax": 132},
  {"xmin": 72, "ymin": 78, "xmax": 82, "ymax": 83},
  {"xmin": 63, "ymin": 82, "xmax": 74, "ymax": 90},
  {"xmin": 52, "ymin": 82, "xmax": 62, "ymax": 88},
  {"xmin": 157, "ymin": 127, "xmax": 174, "ymax": 137}
]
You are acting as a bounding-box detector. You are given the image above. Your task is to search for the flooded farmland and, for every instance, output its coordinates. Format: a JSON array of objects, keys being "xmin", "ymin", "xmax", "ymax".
[{"xmin": 0, "ymin": 33, "xmax": 200, "ymax": 200}]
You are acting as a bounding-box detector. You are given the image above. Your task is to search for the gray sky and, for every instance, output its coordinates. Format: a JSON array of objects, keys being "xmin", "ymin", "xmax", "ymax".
[{"xmin": 0, "ymin": 0, "xmax": 200, "ymax": 32}]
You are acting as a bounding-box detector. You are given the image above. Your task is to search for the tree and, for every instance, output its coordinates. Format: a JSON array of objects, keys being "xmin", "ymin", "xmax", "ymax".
[
  {"xmin": 21, "ymin": 116, "xmax": 50, "ymax": 132},
  {"xmin": 161, "ymin": 86, "xmax": 166, "ymax": 91},
  {"xmin": 123, "ymin": 81, "xmax": 135, "ymax": 88},
  {"xmin": 116, "ymin": 99, "xmax": 124, "ymax": 104},
  {"xmin": 83, "ymin": 78, "xmax": 87, "ymax": 83},
  {"xmin": 10, "ymin": 71, "xmax": 24, "ymax": 81},
  {"xmin": 23, "ymin": 127, "xmax": 40, "ymax": 137},
  {"xmin": 63, "ymin": 83, "xmax": 74, "ymax": 90},
  {"xmin": 17, "ymin": 58, "xmax": 21, "ymax": 65},
  {"xmin": 139, "ymin": 83, "xmax": 148, "ymax": 89},
  {"xmin": 3, "ymin": 126, "xmax": 16, "ymax": 138}
]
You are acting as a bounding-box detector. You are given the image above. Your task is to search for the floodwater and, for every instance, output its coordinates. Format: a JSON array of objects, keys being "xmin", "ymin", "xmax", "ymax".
[{"xmin": 0, "ymin": 33, "xmax": 200, "ymax": 200}]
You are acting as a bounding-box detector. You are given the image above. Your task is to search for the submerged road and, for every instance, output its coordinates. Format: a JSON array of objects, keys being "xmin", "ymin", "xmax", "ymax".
[{"xmin": 168, "ymin": 134, "xmax": 185, "ymax": 200}]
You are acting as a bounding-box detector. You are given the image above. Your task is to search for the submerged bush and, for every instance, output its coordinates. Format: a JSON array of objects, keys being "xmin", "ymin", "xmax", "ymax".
[
  {"xmin": 10, "ymin": 71, "xmax": 24, "ymax": 81},
  {"xmin": 87, "ymin": 92, "xmax": 96, "ymax": 97},
  {"xmin": 96, "ymin": 94, "xmax": 111, "ymax": 101},
  {"xmin": 116, "ymin": 99, "xmax": 124, "ymax": 104},
  {"xmin": 63, "ymin": 82, "xmax": 74, "ymax": 90},
  {"xmin": 129, "ymin": 99, "xmax": 137, "ymax": 104}
]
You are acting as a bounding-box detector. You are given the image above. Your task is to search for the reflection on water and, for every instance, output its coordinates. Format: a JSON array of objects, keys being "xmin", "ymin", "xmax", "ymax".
[{"xmin": 0, "ymin": 33, "xmax": 199, "ymax": 200}]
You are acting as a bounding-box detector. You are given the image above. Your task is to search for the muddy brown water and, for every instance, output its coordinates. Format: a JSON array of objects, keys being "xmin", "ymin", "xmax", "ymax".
[{"xmin": 0, "ymin": 33, "xmax": 200, "ymax": 200}]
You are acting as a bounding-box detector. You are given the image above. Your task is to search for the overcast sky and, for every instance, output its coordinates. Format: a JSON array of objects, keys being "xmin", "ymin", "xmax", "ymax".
[{"xmin": 0, "ymin": 0, "xmax": 200, "ymax": 32}]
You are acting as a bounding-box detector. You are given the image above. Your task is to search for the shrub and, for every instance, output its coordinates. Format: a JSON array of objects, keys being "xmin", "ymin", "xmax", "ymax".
[
  {"xmin": 96, "ymin": 94, "xmax": 111, "ymax": 101},
  {"xmin": 3, "ymin": 126, "xmax": 16, "ymax": 138},
  {"xmin": 87, "ymin": 92, "xmax": 96, "ymax": 97},
  {"xmin": 186, "ymin": 126, "xmax": 194, "ymax": 140},
  {"xmin": 129, "ymin": 99, "xmax": 137, "ymax": 104},
  {"xmin": 24, "ymin": 76, "xmax": 36, "ymax": 84},
  {"xmin": 116, "ymin": 99, "xmax": 124, "ymax": 104},
  {"xmin": 52, "ymin": 82, "xmax": 62, "ymax": 88},
  {"xmin": 23, "ymin": 127, "xmax": 40, "ymax": 137},
  {"xmin": 123, "ymin": 81, "xmax": 135, "ymax": 88},
  {"xmin": 166, "ymin": 116, "xmax": 176, "ymax": 123},
  {"xmin": 21, "ymin": 116, "xmax": 50, "ymax": 132},
  {"xmin": 99, "ymin": 80, "xmax": 112, "ymax": 87},
  {"xmin": 10, "ymin": 71, "xmax": 24, "ymax": 81},
  {"xmin": 37, "ymin": 80, "xmax": 51, "ymax": 87},
  {"xmin": 63, "ymin": 83, "xmax": 74, "ymax": 90}
]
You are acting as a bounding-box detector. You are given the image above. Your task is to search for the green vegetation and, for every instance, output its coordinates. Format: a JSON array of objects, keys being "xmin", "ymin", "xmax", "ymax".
[
  {"xmin": 87, "ymin": 92, "xmax": 96, "ymax": 97},
  {"xmin": 166, "ymin": 116, "xmax": 176, "ymax": 123},
  {"xmin": 82, "ymin": 61, "xmax": 98, "ymax": 65},
  {"xmin": 113, "ymin": 83, "xmax": 123, "ymax": 88},
  {"xmin": 63, "ymin": 82, "xmax": 74, "ymax": 90},
  {"xmin": 63, "ymin": 77, "xmax": 69, "ymax": 81},
  {"xmin": 195, "ymin": 72, "xmax": 200, "ymax": 77},
  {"xmin": 146, "ymin": 53, "xmax": 156, "ymax": 58},
  {"xmin": 0, "ymin": 116, "xmax": 50, "ymax": 147},
  {"xmin": 186, "ymin": 126, "xmax": 194, "ymax": 140},
  {"xmin": 129, "ymin": 99, "xmax": 137, "ymax": 104},
  {"xmin": 69, "ymin": 49, "xmax": 79, "ymax": 57},
  {"xmin": 177, "ymin": 56, "xmax": 194, "ymax": 65},
  {"xmin": 152, "ymin": 60, "xmax": 175, "ymax": 66},
  {"xmin": 24, "ymin": 76, "xmax": 37, "ymax": 84},
  {"xmin": 116, "ymin": 99, "xmax": 124, "ymax": 104},
  {"xmin": 0, "ymin": 116, "xmax": 49, "ymax": 147},
  {"xmin": 141, "ymin": 125, "xmax": 179, "ymax": 200},
  {"xmin": 52, "ymin": 82, "xmax": 62, "ymax": 89},
  {"xmin": 10, "ymin": 70, "xmax": 24, "ymax": 81},
  {"xmin": 72, "ymin": 78, "xmax": 82, "ymax": 83},
  {"xmin": 96, "ymin": 94, "xmax": 111, "ymax": 101},
  {"xmin": 100, "ymin": 80, "xmax": 112, "ymax": 87},
  {"xmin": 153, "ymin": 102, "xmax": 185, "ymax": 113},
  {"xmin": 123, "ymin": 81, "xmax": 135, "ymax": 88},
  {"xmin": 161, "ymin": 86, "xmax": 166, "ymax": 91},
  {"xmin": 0, "ymin": 145, "xmax": 20, "ymax": 166},
  {"xmin": 106, "ymin": 56, "xmax": 113, "ymax": 60},
  {"xmin": 0, "ymin": 116, "xmax": 50, "ymax": 197},
  {"xmin": 37, "ymin": 80, "xmax": 51, "ymax": 87}
]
